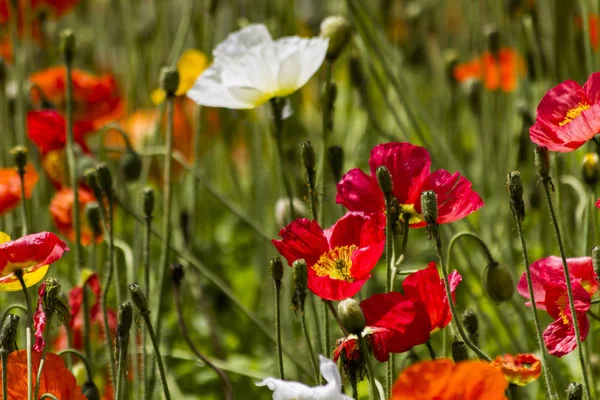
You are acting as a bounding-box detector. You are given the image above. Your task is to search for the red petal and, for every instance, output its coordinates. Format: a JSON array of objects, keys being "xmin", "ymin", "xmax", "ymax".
[
  {"xmin": 543, "ymin": 312, "xmax": 589, "ymax": 357},
  {"xmin": 307, "ymin": 271, "xmax": 368, "ymax": 301},
  {"xmin": 271, "ymin": 218, "xmax": 329, "ymax": 268},
  {"xmin": 335, "ymin": 168, "xmax": 383, "ymax": 213},
  {"xmin": 0, "ymin": 232, "xmax": 69, "ymax": 276},
  {"xmin": 33, "ymin": 282, "xmax": 47, "ymax": 352}
]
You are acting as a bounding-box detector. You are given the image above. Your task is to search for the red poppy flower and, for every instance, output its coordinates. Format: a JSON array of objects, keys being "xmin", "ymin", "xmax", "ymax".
[
  {"xmin": 29, "ymin": 66, "xmax": 124, "ymax": 129},
  {"xmin": 0, "ymin": 350, "xmax": 87, "ymax": 399},
  {"xmin": 529, "ymin": 73, "xmax": 600, "ymax": 152},
  {"xmin": 0, "ymin": 231, "xmax": 69, "ymax": 291},
  {"xmin": 0, "ymin": 164, "xmax": 38, "ymax": 216},
  {"xmin": 272, "ymin": 212, "xmax": 385, "ymax": 300},
  {"xmin": 390, "ymin": 359, "xmax": 508, "ymax": 400},
  {"xmin": 336, "ymin": 142, "xmax": 483, "ymax": 228},
  {"xmin": 453, "ymin": 48, "xmax": 526, "ymax": 92},
  {"xmin": 490, "ymin": 353, "xmax": 541, "ymax": 386},
  {"xmin": 0, "ymin": 0, "xmax": 79, "ymax": 23},
  {"xmin": 49, "ymin": 188, "xmax": 102, "ymax": 246},
  {"xmin": 27, "ymin": 110, "xmax": 94, "ymax": 155},
  {"xmin": 334, "ymin": 264, "xmax": 461, "ymax": 362},
  {"xmin": 517, "ymin": 256, "xmax": 598, "ymax": 356}
]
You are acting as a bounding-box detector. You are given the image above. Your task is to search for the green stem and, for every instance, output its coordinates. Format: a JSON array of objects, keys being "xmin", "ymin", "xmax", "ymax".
[
  {"xmin": 16, "ymin": 166, "xmax": 28, "ymax": 236},
  {"xmin": 318, "ymin": 60, "xmax": 334, "ymax": 226},
  {"xmin": 9, "ymin": 0, "xmax": 25, "ymax": 146},
  {"xmin": 142, "ymin": 312, "xmax": 171, "ymax": 400},
  {"xmin": 1, "ymin": 350, "xmax": 7, "ymax": 400},
  {"xmin": 322, "ymin": 301, "xmax": 330, "ymax": 361},
  {"xmin": 115, "ymin": 334, "xmax": 129, "ymax": 399},
  {"xmin": 447, "ymin": 232, "xmax": 495, "ymax": 264},
  {"xmin": 15, "ymin": 271, "xmax": 32, "ymax": 400},
  {"xmin": 299, "ymin": 311, "xmax": 320, "ymax": 385},
  {"xmin": 57, "ymin": 349, "xmax": 93, "ymax": 380},
  {"xmin": 82, "ymin": 285, "xmax": 92, "ymax": 366},
  {"xmin": 426, "ymin": 340, "xmax": 436, "ymax": 359},
  {"xmin": 100, "ymin": 204, "xmax": 117, "ymax": 387},
  {"xmin": 541, "ymin": 180, "xmax": 591, "ymax": 400},
  {"xmin": 274, "ymin": 281, "xmax": 284, "ymax": 379},
  {"xmin": 511, "ymin": 200, "xmax": 557, "ymax": 398},
  {"xmin": 64, "ymin": 62, "xmax": 84, "ymax": 272},
  {"xmin": 142, "ymin": 212, "xmax": 152, "ymax": 400},
  {"xmin": 359, "ymin": 336, "xmax": 378, "ymax": 400},
  {"xmin": 270, "ymin": 98, "xmax": 295, "ymax": 219},
  {"xmin": 391, "ymin": 217, "xmax": 410, "ymax": 290},
  {"xmin": 1, "ymin": 304, "xmax": 27, "ymax": 324},
  {"xmin": 383, "ymin": 194, "xmax": 395, "ymax": 398}
]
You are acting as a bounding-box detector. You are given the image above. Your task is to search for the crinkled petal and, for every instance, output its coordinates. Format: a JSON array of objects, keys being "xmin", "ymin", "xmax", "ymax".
[
  {"xmin": 335, "ymin": 168, "xmax": 384, "ymax": 213},
  {"xmin": 213, "ymin": 24, "xmax": 273, "ymax": 61},
  {"xmin": 272, "ymin": 218, "xmax": 329, "ymax": 268},
  {"xmin": 33, "ymin": 282, "xmax": 47, "ymax": 352},
  {"xmin": 543, "ymin": 312, "xmax": 589, "ymax": 357}
]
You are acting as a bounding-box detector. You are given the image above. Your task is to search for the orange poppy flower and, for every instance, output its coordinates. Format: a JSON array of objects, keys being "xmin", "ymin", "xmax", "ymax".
[
  {"xmin": 0, "ymin": 164, "xmax": 38, "ymax": 216},
  {"xmin": 453, "ymin": 48, "xmax": 526, "ymax": 92},
  {"xmin": 0, "ymin": 0, "xmax": 79, "ymax": 24},
  {"xmin": 490, "ymin": 353, "xmax": 541, "ymax": 386},
  {"xmin": 0, "ymin": 231, "xmax": 69, "ymax": 291},
  {"xmin": 0, "ymin": 350, "xmax": 86, "ymax": 399},
  {"xmin": 49, "ymin": 188, "xmax": 102, "ymax": 246},
  {"xmin": 29, "ymin": 66, "xmax": 124, "ymax": 129},
  {"xmin": 391, "ymin": 359, "xmax": 508, "ymax": 400}
]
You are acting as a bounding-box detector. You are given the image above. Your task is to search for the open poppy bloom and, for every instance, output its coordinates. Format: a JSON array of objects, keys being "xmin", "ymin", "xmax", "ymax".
[
  {"xmin": 50, "ymin": 188, "xmax": 102, "ymax": 246},
  {"xmin": 334, "ymin": 263, "xmax": 461, "ymax": 362},
  {"xmin": 453, "ymin": 48, "xmax": 526, "ymax": 92},
  {"xmin": 0, "ymin": 350, "xmax": 86, "ymax": 399},
  {"xmin": 390, "ymin": 358, "xmax": 508, "ymax": 400},
  {"xmin": 187, "ymin": 23, "xmax": 329, "ymax": 109},
  {"xmin": 272, "ymin": 212, "xmax": 385, "ymax": 301},
  {"xmin": 336, "ymin": 142, "xmax": 483, "ymax": 228},
  {"xmin": 27, "ymin": 110, "xmax": 94, "ymax": 155},
  {"xmin": 0, "ymin": 232, "xmax": 69, "ymax": 292},
  {"xmin": 517, "ymin": 256, "xmax": 598, "ymax": 356},
  {"xmin": 490, "ymin": 353, "xmax": 541, "ymax": 386},
  {"xmin": 0, "ymin": 164, "xmax": 38, "ymax": 216},
  {"xmin": 29, "ymin": 66, "xmax": 124, "ymax": 129},
  {"xmin": 529, "ymin": 72, "xmax": 600, "ymax": 152}
]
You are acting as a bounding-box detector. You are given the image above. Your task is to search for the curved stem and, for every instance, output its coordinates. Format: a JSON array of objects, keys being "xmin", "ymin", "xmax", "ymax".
[
  {"xmin": 1, "ymin": 304, "xmax": 27, "ymax": 324},
  {"xmin": 39, "ymin": 394, "xmax": 59, "ymax": 400},
  {"xmin": 541, "ymin": 180, "xmax": 591, "ymax": 400},
  {"xmin": 446, "ymin": 232, "xmax": 495, "ymax": 266},
  {"xmin": 325, "ymin": 300, "xmax": 349, "ymax": 336},
  {"xmin": 425, "ymin": 340, "xmax": 436, "ymax": 360},
  {"xmin": 142, "ymin": 312, "xmax": 171, "ymax": 400},
  {"xmin": 57, "ymin": 349, "xmax": 94, "ymax": 381},
  {"xmin": 299, "ymin": 311, "xmax": 320, "ymax": 385},
  {"xmin": 100, "ymin": 198, "xmax": 116, "ymax": 386}
]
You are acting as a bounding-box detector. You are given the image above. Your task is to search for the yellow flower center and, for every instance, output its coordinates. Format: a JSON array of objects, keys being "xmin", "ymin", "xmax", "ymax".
[
  {"xmin": 556, "ymin": 295, "xmax": 570, "ymax": 325},
  {"xmin": 559, "ymin": 102, "xmax": 590, "ymax": 126},
  {"xmin": 312, "ymin": 245, "xmax": 358, "ymax": 281},
  {"xmin": 398, "ymin": 203, "xmax": 425, "ymax": 225}
]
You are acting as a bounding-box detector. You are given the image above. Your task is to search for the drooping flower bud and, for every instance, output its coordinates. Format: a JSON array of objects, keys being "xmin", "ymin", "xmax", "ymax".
[
  {"xmin": 269, "ymin": 257, "xmax": 284, "ymax": 283},
  {"xmin": 337, "ymin": 298, "xmax": 366, "ymax": 335},
  {"xmin": 143, "ymin": 187, "xmax": 155, "ymax": 218},
  {"xmin": 60, "ymin": 29, "xmax": 76, "ymax": 65},
  {"xmin": 582, "ymin": 153, "xmax": 600, "ymax": 187},
  {"xmin": 119, "ymin": 148, "xmax": 143, "ymax": 182},
  {"xmin": 566, "ymin": 382, "xmax": 583, "ymax": 400},
  {"xmin": 275, "ymin": 197, "xmax": 307, "ymax": 227},
  {"xmin": 328, "ymin": 146, "xmax": 344, "ymax": 183},
  {"xmin": 0, "ymin": 314, "xmax": 19, "ymax": 353},
  {"xmin": 452, "ymin": 340, "xmax": 469, "ymax": 362},
  {"xmin": 85, "ymin": 203, "xmax": 103, "ymax": 239},
  {"xmin": 484, "ymin": 25, "xmax": 501, "ymax": 54},
  {"xmin": 128, "ymin": 283, "xmax": 149, "ymax": 313},
  {"xmin": 170, "ymin": 263, "xmax": 184, "ymax": 287},
  {"xmin": 160, "ymin": 67, "xmax": 180, "ymax": 97},
  {"xmin": 320, "ymin": 15, "xmax": 352, "ymax": 61},
  {"xmin": 534, "ymin": 147, "xmax": 551, "ymax": 180},
  {"xmin": 507, "ymin": 171, "xmax": 525, "ymax": 221},
  {"xmin": 81, "ymin": 381, "xmax": 101, "ymax": 400},
  {"xmin": 483, "ymin": 262, "xmax": 515, "ymax": 303},
  {"xmin": 95, "ymin": 163, "xmax": 113, "ymax": 194},
  {"xmin": 84, "ymin": 168, "xmax": 102, "ymax": 198},
  {"xmin": 292, "ymin": 259, "xmax": 308, "ymax": 314},
  {"xmin": 462, "ymin": 310, "xmax": 479, "ymax": 346},
  {"xmin": 10, "ymin": 146, "xmax": 27, "ymax": 171},
  {"xmin": 376, "ymin": 166, "xmax": 393, "ymax": 195}
]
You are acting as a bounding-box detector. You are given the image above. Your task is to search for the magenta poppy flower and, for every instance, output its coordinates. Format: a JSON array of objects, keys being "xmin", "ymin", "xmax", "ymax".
[
  {"xmin": 336, "ymin": 142, "xmax": 483, "ymax": 228},
  {"xmin": 517, "ymin": 256, "xmax": 598, "ymax": 356},
  {"xmin": 530, "ymin": 72, "xmax": 600, "ymax": 152},
  {"xmin": 272, "ymin": 212, "xmax": 385, "ymax": 301}
]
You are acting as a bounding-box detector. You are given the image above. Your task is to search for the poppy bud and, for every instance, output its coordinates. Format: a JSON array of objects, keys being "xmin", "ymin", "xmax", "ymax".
[
  {"xmin": 128, "ymin": 283, "xmax": 149, "ymax": 313},
  {"xmin": 534, "ymin": 147, "xmax": 550, "ymax": 180},
  {"xmin": 593, "ymin": 246, "xmax": 600, "ymax": 278},
  {"xmin": 507, "ymin": 171, "xmax": 525, "ymax": 221},
  {"xmin": 300, "ymin": 141, "xmax": 316, "ymax": 171},
  {"xmin": 421, "ymin": 190, "xmax": 438, "ymax": 224},
  {"xmin": 462, "ymin": 310, "xmax": 479, "ymax": 345},
  {"xmin": 582, "ymin": 153, "xmax": 600, "ymax": 186},
  {"xmin": 269, "ymin": 257, "xmax": 284, "ymax": 283},
  {"xmin": 119, "ymin": 149, "xmax": 142, "ymax": 182},
  {"xmin": 41, "ymin": 278, "xmax": 70, "ymax": 324},
  {"xmin": 275, "ymin": 197, "xmax": 307, "ymax": 227},
  {"xmin": 320, "ymin": 15, "xmax": 352, "ymax": 61},
  {"xmin": 170, "ymin": 263, "xmax": 184, "ymax": 287},
  {"xmin": 292, "ymin": 259, "xmax": 308, "ymax": 314},
  {"xmin": 116, "ymin": 302, "xmax": 133, "ymax": 342},
  {"xmin": 81, "ymin": 381, "xmax": 101, "ymax": 400},
  {"xmin": 328, "ymin": 146, "xmax": 344, "ymax": 183},
  {"xmin": 95, "ymin": 163, "xmax": 113, "ymax": 194},
  {"xmin": 338, "ymin": 298, "xmax": 366, "ymax": 335},
  {"xmin": 376, "ymin": 166, "xmax": 393, "ymax": 195},
  {"xmin": 566, "ymin": 382, "xmax": 583, "ymax": 400},
  {"xmin": 452, "ymin": 340, "xmax": 469, "ymax": 362},
  {"xmin": 484, "ymin": 25, "xmax": 501, "ymax": 54},
  {"xmin": 60, "ymin": 29, "xmax": 76, "ymax": 65},
  {"xmin": 143, "ymin": 187, "xmax": 155, "ymax": 218},
  {"xmin": 483, "ymin": 262, "xmax": 515, "ymax": 303},
  {"xmin": 0, "ymin": 314, "xmax": 19, "ymax": 353},
  {"xmin": 85, "ymin": 203, "xmax": 102, "ymax": 239},
  {"xmin": 160, "ymin": 66, "xmax": 180, "ymax": 97},
  {"xmin": 76, "ymin": 155, "xmax": 96, "ymax": 183},
  {"xmin": 84, "ymin": 169, "xmax": 102, "ymax": 197},
  {"xmin": 10, "ymin": 146, "xmax": 27, "ymax": 170}
]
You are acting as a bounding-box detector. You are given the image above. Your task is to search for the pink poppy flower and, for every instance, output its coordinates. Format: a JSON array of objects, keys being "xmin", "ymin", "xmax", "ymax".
[
  {"xmin": 530, "ymin": 72, "xmax": 600, "ymax": 152},
  {"xmin": 272, "ymin": 212, "xmax": 385, "ymax": 301},
  {"xmin": 517, "ymin": 256, "xmax": 598, "ymax": 356},
  {"xmin": 336, "ymin": 142, "xmax": 483, "ymax": 228}
]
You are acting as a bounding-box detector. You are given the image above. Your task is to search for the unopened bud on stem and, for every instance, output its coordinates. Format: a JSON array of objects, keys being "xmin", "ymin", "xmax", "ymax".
[
  {"xmin": 0, "ymin": 314, "xmax": 19, "ymax": 353},
  {"xmin": 85, "ymin": 203, "xmax": 102, "ymax": 239},
  {"xmin": 376, "ymin": 166, "xmax": 393, "ymax": 195},
  {"xmin": 582, "ymin": 153, "xmax": 600, "ymax": 186},
  {"xmin": 95, "ymin": 163, "xmax": 113, "ymax": 195},
  {"xmin": 593, "ymin": 247, "xmax": 600, "ymax": 278},
  {"xmin": 483, "ymin": 262, "xmax": 515, "ymax": 303},
  {"xmin": 143, "ymin": 188, "xmax": 155, "ymax": 218},
  {"xmin": 507, "ymin": 171, "xmax": 525, "ymax": 221},
  {"xmin": 170, "ymin": 263, "xmax": 184, "ymax": 287},
  {"xmin": 452, "ymin": 340, "xmax": 468, "ymax": 362},
  {"xmin": 292, "ymin": 259, "xmax": 308, "ymax": 313},
  {"xmin": 10, "ymin": 146, "xmax": 27, "ymax": 171},
  {"xmin": 269, "ymin": 257, "xmax": 284, "ymax": 282},
  {"xmin": 60, "ymin": 29, "xmax": 76, "ymax": 65},
  {"xmin": 566, "ymin": 382, "xmax": 583, "ymax": 400},
  {"xmin": 128, "ymin": 283, "xmax": 149, "ymax": 313},
  {"xmin": 463, "ymin": 310, "xmax": 479, "ymax": 346},
  {"xmin": 160, "ymin": 67, "xmax": 180, "ymax": 97},
  {"xmin": 320, "ymin": 15, "xmax": 352, "ymax": 61},
  {"xmin": 337, "ymin": 298, "xmax": 365, "ymax": 335}
]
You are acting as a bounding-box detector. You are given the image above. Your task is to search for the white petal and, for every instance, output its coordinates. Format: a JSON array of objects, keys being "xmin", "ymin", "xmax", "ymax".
[
  {"xmin": 318, "ymin": 355, "xmax": 342, "ymax": 388},
  {"xmin": 186, "ymin": 65, "xmax": 255, "ymax": 109},
  {"xmin": 282, "ymin": 37, "xmax": 329, "ymax": 90},
  {"xmin": 256, "ymin": 378, "xmax": 318, "ymax": 400},
  {"xmin": 214, "ymin": 24, "xmax": 273, "ymax": 61},
  {"xmin": 221, "ymin": 47, "xmax": 278, "ymax": 93}
]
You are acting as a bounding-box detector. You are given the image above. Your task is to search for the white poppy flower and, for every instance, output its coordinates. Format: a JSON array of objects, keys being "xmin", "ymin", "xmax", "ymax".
[
  {"xmin": 187, "ymin": 24, "xmax": 329, "ymax": 109},
  {"xmin": 256, "ymin": 355, "xmax": 352, "ymax": 400}
]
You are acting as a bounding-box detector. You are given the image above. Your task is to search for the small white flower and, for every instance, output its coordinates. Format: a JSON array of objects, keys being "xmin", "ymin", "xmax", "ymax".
[
  {"xmin": 187, "ymin": 24, "xmax": 329, "ymax": 109},
  {"xmin": 256, "ymin": 355, "xmax": 352, "ymax": 400}
]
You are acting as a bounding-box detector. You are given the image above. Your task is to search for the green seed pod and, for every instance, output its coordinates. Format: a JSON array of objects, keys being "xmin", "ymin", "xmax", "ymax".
[
  {"xmin": 320, "ymin": 15, "xmax": 352, "ymax": 61},
  {"xmin": 60, "ymin": 29, "xmax": 76, "ymax": 65},
  {"xmin": 116, "ymin": 302, "xmax": 133, "ymax": 341},
  {"xmin": 160, "ymin": 66, "xmax": 180, "ymax": 96},
  {"xmin": 85, "ymin": 203, "xmax": 102, "ymax": 239},
  {"xmin": 142, "ymin": 188, "xmax": 155, "ymax": 218},
  {"xmin": 10, "ymin": 146, "xmax": 27, "ymax": 170},
  {"xmin": 300, "ymin": 141, "xmax": 316, "ymax": 171},
  {"xmin": 462, "ymin": 310, "xmax": 479, "ymax": 345},
  {"xmin": 566, "ymin": 382, "xmax": 583, "ymax": 400},
  {"xmin": 0, "ymin": 314, "xmax": 19, "ymax": 353},
  {"xmin": 128, "ymin": 283, "xmax": 149, "ymax": 313},
  {"xmin": 119, "ymin": 149, "xmax": 143, "ymax": 182},
  {"xmin": 269, "ymin": 257, "xmax": 284, "ymax": 283},
  {"xmin": 421, "ymin": 190, "xmax": 438, "ymax": 224},
  {"xmin": 483, "ymin": 262, "xmax": 515, "ymax": 303},
  {"xmin": 337, "ymin": 298, "xmax": 366, "ymax": 335},
  {"xmin": 95, "ymin": 163, "xmax": 113, "ymax": 194},
  {"xmin": 376, "ymin": 166, "xmax": 393, "ymax": 195},
  {"xmin": 292, "ymin": 259, "xmax": 308, "ymax": 314},
  {"xmin": 452, "ymin": 340, "xmax": 469, "ymax": 362}
]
